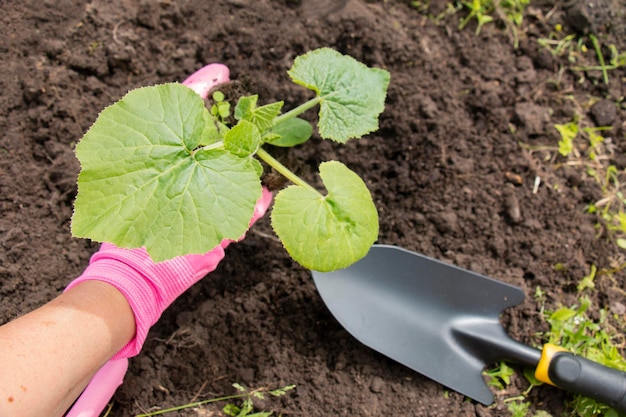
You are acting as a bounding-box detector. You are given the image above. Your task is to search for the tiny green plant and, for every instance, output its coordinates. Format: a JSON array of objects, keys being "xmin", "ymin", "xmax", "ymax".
[
  {"xmin": 537, "ymin": 26, "xmax": 581, "ymax": 60},
  {"xmin": 505, "ymin": 399, "xmax": 531, "ymax": 417},
  {"xmin": 71, "ymin": 48, "xmax": 390, "ymax": 272},
  {"xmin": 484, "ymin": 360, "xmax": 515, "ymax": 391},
  {"xmin": 458, "ymin": 0, "xmax": 494, "ymax": 35},
  {"xmin": 486, "ymin": 285, "xmax": 626, "ymax": 417},
  {"xmin": 457, "ymin": 0, "xmax": 529, "ymax": 46},
  {"xmin": 537, "ymin": 292, "xmax": 626, "ymax": 417},
  {"xmin": 541, "ymin": 112, "xmax": 626, "ymax": 251},
  {"xmin": 134, "ymin": 383, "xmax": 296, "ymax": 417},
  {"xmin": 554, "ymin": 118, "xmax": 579, "ymax": 157},
  {"xmin": 538, "ymin": 25, "xmax": 626, "ymax": 85},
  {"xmin": 483, "ymin": 362, "xmax": 552, "ymax": 417},
  {"xmin": 591, "ymin": 165, "xmax": 626, "ymax": 250},
  {"xmin": 572, "ymin": 35, "xmax": 626, "ymax": 85},
  {"xmin": 222, "ymin": 383, "xmax": 295, "ymax": 417}
]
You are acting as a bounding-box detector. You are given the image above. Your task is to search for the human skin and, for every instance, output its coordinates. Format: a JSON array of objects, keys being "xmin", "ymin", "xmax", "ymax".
[{"xmin": 0, "ymin": 281, "xmax": 135, "ymax": 417}]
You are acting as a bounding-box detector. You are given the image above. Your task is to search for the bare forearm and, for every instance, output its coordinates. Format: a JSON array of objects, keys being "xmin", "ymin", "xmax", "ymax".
[{"xmin": 0, "ymin": 281, "xmax": 135, "ymax": 417}]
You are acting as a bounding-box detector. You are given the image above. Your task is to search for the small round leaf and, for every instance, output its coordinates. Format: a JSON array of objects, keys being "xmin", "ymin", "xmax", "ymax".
[{"xmin": 271, "ymin": 161, "xmax": 378, "ymax": 271}]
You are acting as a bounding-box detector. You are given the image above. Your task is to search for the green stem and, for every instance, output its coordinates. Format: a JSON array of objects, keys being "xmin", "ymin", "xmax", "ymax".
[
  {"xmin": 589, "ymin": 34, "xmax": 609, "ymax": 85},
  {"xmin": 135, "ymin": 393, "xmax": 249, "ymax": 416},
  {"xmin": 199, "ymin": 140, "xmax": 224, "ymax": 151},
  {"xmin": 256, "ymin": 147, "xmax": 322, "ymax": 196},
  {"xmin": 572, "ymin": 64, "xmax": 619, "ymax": 71},
  {"xmin": 273, "ymin": 96, "xmax": 321, "ymax": 125}
]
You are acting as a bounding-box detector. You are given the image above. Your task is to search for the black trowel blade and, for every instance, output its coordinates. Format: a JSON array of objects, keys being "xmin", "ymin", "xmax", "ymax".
[{"xmin": 312, "ymin": 245, "xmax": 528, "ymax": 404}]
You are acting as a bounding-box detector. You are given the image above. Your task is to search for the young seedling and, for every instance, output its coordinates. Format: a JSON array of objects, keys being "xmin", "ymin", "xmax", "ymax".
[
  {"xmin": 457, "ymin": 0, "xmax": 529, "ymax": 46},
  {"xmin": 134, "ymin": 383, "xmax": 296, "ymax": 417},
  {"xmin": 484, "ymin": 360, "xmax": 515, "ymax": 391},
  {"xmin": 71, "ymin": 48, "xmax": 390, "ymax": 272}
]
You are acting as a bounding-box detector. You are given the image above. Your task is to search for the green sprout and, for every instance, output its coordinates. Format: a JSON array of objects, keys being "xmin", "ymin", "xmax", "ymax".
[
  {"xmin": 457, "ymin": 0, "xmax": 529, "ymax": 46},
  {"xmin": 210, "ymin": 90, "xmax": 232, "ymax": 122},
  {"xmin": 458, "ymin": 0, "xmax": 494, "ymax": 35},
  {"xmin": 554, "ymin": 118, "xmax": 579, "ymax": 157},
  {"xmin": 71, "ymin": 48, "xmax": 390, "ymax": 272},
  {"xmin": 484, "ymin": 361, "xmax": 516, "ymax": 390},
  {"xmin": 135, "ymin": 383, "xmax": 296, "ymax": 417}
]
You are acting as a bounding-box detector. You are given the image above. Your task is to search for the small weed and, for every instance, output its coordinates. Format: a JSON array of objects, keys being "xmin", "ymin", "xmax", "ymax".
[
  {"xmin": 537, "ymin": 28, "xmax": 583, "ymax": 60},
  {"xmin": 572, "ymin": 35, "xmax": 626, "ymax": 85},
  {"xmin": 401, "ymin": 0, "xmax": 529, "ymax": 45},
  {"xmin": 456, "ymin": 0, "xmax": 529, "ymax": 46},
  {"xmin": 576, "ymin": 264, "xmax": 597, "ymax": 292},
  {"xmin": 484, "ymin": 361, "xmax": 516, "ymax": 390},
  {"xmin": 526, "ymin": 109, "xmax": 626, "ymax": 251},
  {"xmin": 538, "ymin": 25, "xmax": 626, "ymax": 85},
  {"xmin": 487, "ymin": 282, "xmax": 625, "ymax": 416},
  {"xmin": 554, "ymin": 117, "xmax": 579, "ymax": 157},
  {"xmin": 458, "ymin": 0, "xmax": 494, "ymax": 35},
  {"xmin": 135, "ymin": 383, "xmax": 295, "ymax": 417},
  {"xmin": 537, "ymin": 292, "xmax": 626, "ymax": 417},
  {"xmin": 482, "ymin": 362, "xmax": 552, "ymax": 417},
  {"xmin": 459, "ymin": 0, "xmax": 530, "ymax": 48},
  {"xmin": 506, "ymin": 399, "xmax": 531, "ymax": 417},
  {"xmin": 223, "ymin": 383, "xmax": 295, "ymax": 417},
  {"xmin": 587, "ymin": 163, "xmax": 626, "ymax": 250},
  {"xmin": 400, "ymin": 0, "xmax": 463, "ymax": 24}
]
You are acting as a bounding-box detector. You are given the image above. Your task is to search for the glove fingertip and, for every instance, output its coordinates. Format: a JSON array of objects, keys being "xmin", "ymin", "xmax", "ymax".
[
  {"xmin": 253, "ymin": 187, "xmax": 274, "ymax": 221},
  {"xmin": 182, "ymin": 63, "xmax": 230, "ymax": 99}
]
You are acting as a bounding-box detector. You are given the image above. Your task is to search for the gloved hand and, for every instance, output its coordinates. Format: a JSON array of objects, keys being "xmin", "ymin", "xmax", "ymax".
[
  {"xmin": 65, "ymin": 63, "xmax": 272, "ymax": 417},
  {"xmin": 65, "ymin": 191, "xmax": 271, "ymax": 359}
]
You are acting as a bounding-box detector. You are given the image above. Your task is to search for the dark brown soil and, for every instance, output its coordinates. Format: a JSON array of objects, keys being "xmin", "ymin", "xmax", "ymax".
[{"xmin": 1, "ymin": 0, "xmax": 625, "ymax": 416}]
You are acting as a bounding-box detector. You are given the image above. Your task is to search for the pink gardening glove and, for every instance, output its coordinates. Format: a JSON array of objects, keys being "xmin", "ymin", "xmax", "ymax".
[{"xmin": 65, "ymin": 63, "xmax": 272, "ymax": 417}]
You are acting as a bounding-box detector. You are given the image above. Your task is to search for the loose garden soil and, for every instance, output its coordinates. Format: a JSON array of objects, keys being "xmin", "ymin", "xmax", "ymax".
[{"xmin": 1, "ymin": 0, "xmax": 625, "ymax": 416}]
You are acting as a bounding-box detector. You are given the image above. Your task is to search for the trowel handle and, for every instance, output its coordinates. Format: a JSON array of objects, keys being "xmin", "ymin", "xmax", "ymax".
[{"xmin": 535, "ymin": 344, "xmax": 626, "ymax": 413}]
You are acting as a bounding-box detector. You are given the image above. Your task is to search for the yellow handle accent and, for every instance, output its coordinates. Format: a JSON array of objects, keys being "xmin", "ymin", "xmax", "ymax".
[{"xmin": 535, "ymin": 344, "xmax": 569, "ymax": 386}]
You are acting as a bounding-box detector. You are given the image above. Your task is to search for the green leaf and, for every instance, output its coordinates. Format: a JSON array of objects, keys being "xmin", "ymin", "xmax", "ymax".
[
  {"xmin": 232, "ymin": 383, "xmax": 246, "ymax": 392},
  {"xmin": 287, "ymin": 47, "xmax": 390, "ymax": 143},
  {"xmin": 269, "ymin": 385, "xmax": 296, "ymax": 396},
  {"xmin": 213, "ymin": 91, "xmax": 225, "ymax": 102},
  {"xmin": 550, "ymin": 307, "xmax": 577, "ymax": 322},
  {"xmin": 265, "ymin": 117, "xmax": 313, "ymax": 147},
  {"xmin": 223, "ymin": 404, "xmax": 241, "ymax": 416},
  {"xmin": 235, "ymin": 95, "xmax": 284, "ymax": 131},
  {"xmin": 271, "ymin": 161, "xmax": 378, "ymax": 271},
  {"xmin": 238, "ymin": 399, "xmax": 254, "ymax": 416},
  {"xmin": 225, "ymin": 119, "xmax": 262, "ymax": 157},
  {"xmin": 555, "ymin": 121, "xmax": 578, "ymax": 156},
  {"xmin": 71, "ymin": 83, "xmax": 262, "ymax": 262}
]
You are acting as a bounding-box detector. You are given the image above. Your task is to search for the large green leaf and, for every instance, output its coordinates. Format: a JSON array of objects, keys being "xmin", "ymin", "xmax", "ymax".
[
  {"xmin": 287, "ymin": 47, "xmax": 390, "ymax": 143},
  {"xmin": 271, "ymin": 161, "xmax": 378, "ymax": 272},
  {"xmin": 71, "ymin": 83, "xmax": 262, "ymax": 261}
]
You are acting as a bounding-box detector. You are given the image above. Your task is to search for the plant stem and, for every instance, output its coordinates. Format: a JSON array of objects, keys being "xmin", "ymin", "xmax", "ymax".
[
  {"xmin": 200, "ymin": 140, "xmax": 224, "ymax": 151},
  {"xmin": 273, "ymin": 96, "xmax": 321, "ymax": 126},
  {"xmin": 589, "ymin": 34, "xmax": 609, "ymax": 85},
  {"xmin": 135, "ymin": 393, "xmax": 249, "ymax": 416},
  {"xmin": 256, "ymin": 147, "xmax": 322, "ymax": 196}
]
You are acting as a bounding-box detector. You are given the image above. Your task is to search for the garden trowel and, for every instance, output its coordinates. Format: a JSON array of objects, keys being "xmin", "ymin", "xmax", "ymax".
[{"xmin": 312, "ymin": 244, "xmax": 626, "ymax": 412}]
